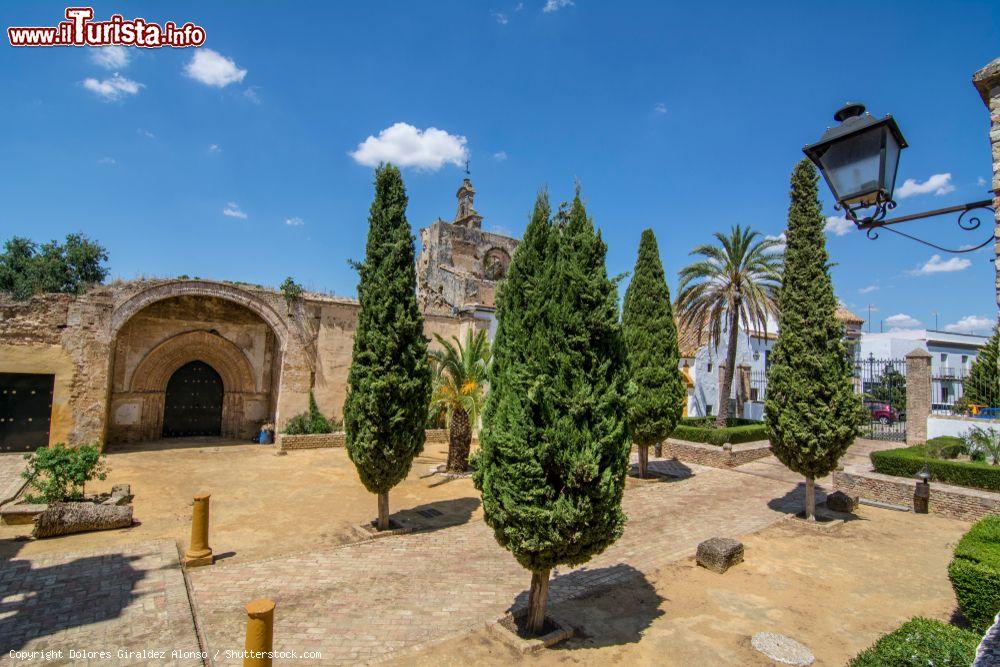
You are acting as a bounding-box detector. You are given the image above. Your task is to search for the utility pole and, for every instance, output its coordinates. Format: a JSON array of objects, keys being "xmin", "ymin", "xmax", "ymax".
[
  {"xmin": 866, "ymin": 304, "xmax": 876, "ymax": 333},
  {"xmin": 932, "ymin": 310, "xmax": 939, "ymax": 331}
]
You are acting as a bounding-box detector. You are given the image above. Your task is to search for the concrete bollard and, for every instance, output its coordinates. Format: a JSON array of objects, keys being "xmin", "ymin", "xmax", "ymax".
[
  {"xmin": 914, "ymin": 468, "xmax": 930, "ymax": 514},
  {"xmin": 183, "ymin": 492, "xmax": 214, "ymax": 567},
  {"xmin": 244, "ymin": 599, "xmax": 275, "ymax": 667}
]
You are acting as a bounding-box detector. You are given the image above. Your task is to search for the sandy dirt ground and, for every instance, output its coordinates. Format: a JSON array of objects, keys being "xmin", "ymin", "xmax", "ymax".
[
  {"xmin": 0, "ymin": 438, "xmax": 480, "ymax": 563},
  {"xmin": 390, "ymin": 506, "xmax": 971, "ymax": 667}
]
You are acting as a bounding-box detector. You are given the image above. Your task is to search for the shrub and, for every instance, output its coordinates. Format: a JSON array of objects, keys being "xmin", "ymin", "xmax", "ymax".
[
  {"xmin": 949, "ymin": 515, "xmax": 1000, "ymax": 632},
  {"xmin": 926, "ymin": 435, "xmax": 967, "ymax": 460},
  {"xmin": 679, "ymin": 416, "xmax": 758, "ymax": 427},
  {"xmin": 848, "ymin": 617, "xmax": 979, "ymax": 667},
  {"xmin": 965, "ymin": 426, "xmax": 1000, "ymax": 466},
  {"xmin": 672, "ymin": 423, "xmax": 769, "ymax": 446},
  {"xmin": 22, "ymin": 443, "xmax": 108, "ymax": 504},
  {"xmin": 282, "ymin": 392, "xmax": 339, "ymax": 435},
  {"xmin": 871, "ymin": 444, "xmax": 1000, "ymax": 492}
]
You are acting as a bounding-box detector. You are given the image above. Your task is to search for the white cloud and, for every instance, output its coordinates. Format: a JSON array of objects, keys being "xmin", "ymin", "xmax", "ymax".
[
  {"xmin": 97, "ymin": 156, "xmax": 116, "ymax": 165},
  {"xmin": 515, "ymin": 2, "xmax": 524, "ymax": 10},
  {"xmin": 284, "ymin": 217, "xmax": 304, "ymax": 227},
  {"xmin": 492, "ymin": 11, "xmax": 509, "ymax": 24},
  {"xmin": 765, "ymin": 232, "xmax": 786, "ymax": 250},
  {"xmin": 945, "ymin": 315, "xmax": 996, "ymax": 335},
  {"xmin": 243, "ymin": 86, "xmax": 261, "ymax": 104},
  {"xmin": 222, "ymin": 202, "xmax": 247, "ymax": 219},
  {"xmin": 912, "ymin": 254, "xmax": 971, "ymax": 275},
  {"xmin": 137, "ymin": 128, "xmax": 155, "ymax": 139},
  {"xmin": 858, "ymin": 285, "xmax": 879, "ymax": 294},
  {"xmin": 824, "ymin": 215, "xmax": 854, "ymax": 236},
  {"xmin": 979, "ymin": 176, "xmax": 989, "ymax": 188},
  {"xmin": 208, "ymin": 144, "xmax": 221, "ymax": 154},
  {"xmin": 493, "ymin": 151, "xmax": 507, "ymax": 161},
  {"xmin": 349, "ymin": 123, "xmax": 469, "ymax": 171},
  {"xmin": 82, "ymin": 73, "xmax": 142, "ymax": 100},
  {"xmin": 543, "ymin": 0, "xmax": 573, "ymax": 11},
  {"xmin": 896, "ymin": 173, "xmax": 955, "ymax": 199},
  {"xmin": 90, "ymin": 46, "xmax": 129, "ymax": 70},
  {"xmin": 885, "ymin": 313, "xmax": 922, "ymax": 331},
  {"xmin": 184, "ymin": 49, "xmax": 247, "ymax": 87},
  {"xmin": 654, "ymin": 102, "xmax": 667, "ymax": 114}
]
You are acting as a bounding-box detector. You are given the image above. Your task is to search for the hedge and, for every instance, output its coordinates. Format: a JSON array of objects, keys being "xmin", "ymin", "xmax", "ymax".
[
  {"xmin": 949, "ymin": 515, "xmax": 1000, "ymax": 632},
  {"xmin": 848, "ymin": 617, "xmax": 979, "ymax": 667},
  {"xmin": 671, "ymin": 423, "xmax": 769, "ymax": 446},
  {"xmin": 679, "ymin": 416, "xmax": 759, "ymax": 427},
  {"xmin": 870, "ymin": 443, "xmax": 1000, "ymax": 492}
]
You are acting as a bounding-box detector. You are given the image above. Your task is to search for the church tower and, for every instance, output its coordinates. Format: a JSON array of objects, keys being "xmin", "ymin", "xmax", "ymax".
[{"xmin": 452, "ymin": 178, "xmax": 483, "ymax": 229}]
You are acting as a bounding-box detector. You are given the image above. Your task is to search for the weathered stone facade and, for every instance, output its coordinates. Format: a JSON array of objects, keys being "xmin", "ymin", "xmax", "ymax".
[{"xmin": 973, "ymin": 57, "xmax": 1000, "ymax": 310}]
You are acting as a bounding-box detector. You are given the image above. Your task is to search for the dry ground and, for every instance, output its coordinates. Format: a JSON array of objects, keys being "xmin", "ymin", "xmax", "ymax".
[
  {"xmin": 390, "ymin": 506, "xmax": 970, "ymax": 667},
  {"xmin": 0, "ymin": 438, "xmax": 480, "ymax": 563}
]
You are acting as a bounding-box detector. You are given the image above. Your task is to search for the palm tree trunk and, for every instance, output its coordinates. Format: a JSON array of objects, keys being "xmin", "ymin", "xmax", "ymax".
[
  {"xmin": 716, "ymin": 309, "xmax": 741, "ymax": 427},
  {"xmin": 527, "ymin": 569, "xmax": 551, "ymax": 635},
  {"xmin": 447, "ymin": 407, "xmax": 472, "ymax": 472}
]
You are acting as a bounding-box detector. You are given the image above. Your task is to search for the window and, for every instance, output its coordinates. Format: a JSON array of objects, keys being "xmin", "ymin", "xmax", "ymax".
[
  {"xmin": 707, "ymin": 362, "xmax": 713, "ymax": 373},
  {"xmin": 940, "ymin": 353, "xmax": 947, "ymax": 363},
  {"xmin": 750, "ymin": 388, "xmax": 759, "ymax": 402},
  {"xmin": 483, "ymin": 248, "xmax": 511, "ymax": 281},
  {"xmin": 706, "ymin": 404, "xmax": 713, "ymax": 416},
  {"xmin": 962, "ymin": 355, "xmax": 969, "ymax": 365}
]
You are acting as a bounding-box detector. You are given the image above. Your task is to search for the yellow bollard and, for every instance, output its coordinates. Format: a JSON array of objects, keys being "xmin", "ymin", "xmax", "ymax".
[
  {"xmin": 182, "ymin": 492, "xmax": 214, "ymax": 567},
  {"xmin": 244, "ymin": 599, "xmax": 275, "ymax": 667}
]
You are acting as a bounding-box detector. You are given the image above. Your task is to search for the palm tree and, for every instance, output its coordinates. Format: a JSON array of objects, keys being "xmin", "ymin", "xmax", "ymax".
[
  {"xmin": 677, "ymin": 225, "xmax": 783, "ymax": 427},
  {"xmin": 429, "ymin": 328, "xmax": 492, "ymax": 472}
]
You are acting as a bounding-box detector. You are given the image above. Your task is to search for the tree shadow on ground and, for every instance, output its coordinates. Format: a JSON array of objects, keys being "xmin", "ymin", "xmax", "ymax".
[
  {"xmin": 392, "ymin": 496, "xmax": 481, "ymax": 533},
  {"xmin": 0, "ymin": 553, "xmax": 144, "ymax": 653},
  {"xmin": 629, "ymin": 459, "xmax": 694, "ymax": 483},
  {"xmin": 767, "ymin": 482, "xmax": 866, "ymax": 523},
  {"xmin": 508, "ymin": 563, "xmax": 663, "ymax": 650}
]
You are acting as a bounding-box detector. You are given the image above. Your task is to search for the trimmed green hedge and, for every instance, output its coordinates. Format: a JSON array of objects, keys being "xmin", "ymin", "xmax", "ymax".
[
  {"xmin": 870, "ymin": 443, "xmax": 1000, "ymax": 492},
  {"xmin": 671, "ymin": 423, "xmax": 769, "ymax": 446},
  {"xmin": 848, "ymin": 617, "xmax": 979, "ymax": 667},
  {"xmin": 679, "ymin": 416, "xmax": 759, "ymax": 427},
  {"xmin": 949, "ymin": 515, "xmax": 1000, "ymax": 632}
]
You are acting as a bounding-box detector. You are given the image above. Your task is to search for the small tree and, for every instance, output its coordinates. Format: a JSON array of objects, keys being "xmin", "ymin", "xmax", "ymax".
[
  {"xmin": 0, "ymin": 234, "xmax": 108, "ymax": 301},
  {"xmin": 764, "ymin": 160, "xmax": 865, "ymax": 520},
  {"xmin": 622, "ymin": 229, "xmax": 685, "ymax": 477},
  {"xmin": 22, "ymin": 443, "xmax": 108, "ymax": 504},
  {"xmin": 279, "ymin": 276, "xmax": 304, "ymax": 312},
  {"xmin": 965, "ymin": 322, "xmax": 999, "ymax": 408},
  {"xmin": 429, "ymin": 329, "xmax": 492, "ymax": 472},
  {"xmin": 344, "ymin": 164, "xmax": 431, "ymax": 531},
  {"xmin": 474, "ymin": 188, "xmax": 629, "ymax": 634}
]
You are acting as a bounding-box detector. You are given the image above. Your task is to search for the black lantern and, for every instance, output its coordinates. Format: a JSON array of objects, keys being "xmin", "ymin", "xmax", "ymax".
[{"xmin": 803, "ymin": 103, "xmax": 908, "ymax": 226}]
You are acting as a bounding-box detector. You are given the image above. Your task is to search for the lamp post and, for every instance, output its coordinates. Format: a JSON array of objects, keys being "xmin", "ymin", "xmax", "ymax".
[{"xmin": 803, "ymin": 103, "xmax": 995, "ymax": 254}]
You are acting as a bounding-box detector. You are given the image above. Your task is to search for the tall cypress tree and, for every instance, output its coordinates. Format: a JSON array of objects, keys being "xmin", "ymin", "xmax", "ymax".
[
  {"xmin": 765, "ymin": 159, "xmax": 865, "ymax": 520},
  {"xmin": 474, "ymin": 189, "xmax": 629, "ymax": 634},
  {"xmin": 344, "ymin": 164, "xmax": 431, "ymax": 530},
  {"xmin": 965, "ymin": 322, "xmax": 999, "ymax": 408},
  {"xmin": 622, "ymin": 229, "xmax": 685, "ymax": 477}
]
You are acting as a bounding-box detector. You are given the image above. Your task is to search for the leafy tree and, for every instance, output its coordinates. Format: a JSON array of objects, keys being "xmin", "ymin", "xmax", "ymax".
[
  {"xmin": 965, "ymin": 322, "xmax": 999, "ymax": 408},
  {"xmin": 0, "ymin": 234, "xmax": 108, "ymax": 301},
  {"xmin": 279, "ymin": 276, "xmax": 304, "ymax": 310},
  {"xmin": 474, "ymin": 188, "xmax": 629, "ymax": 634},
  {"xmin": 863, "ymin": 362, "xmax": 907, "ymax": 413},
  {"xmin": 22, "ymin": 443, "xmax": 108, "ymax": 504},
  {"xmin": 677, "ymin": 226, "xmax": 782, "ymax": 426},
  {"xmin": 764, "ymin": 160, "xmax": 866, "ymax": 520},
  {"xmin": 429, "ymin": 328, "xmax": 492, "ymax": 472},
  {"xmin": 622, "ymin": 229, "xmax": 685, "ymax": 477},
  {"xmin": 343, "ymin": 164, "xmax": 431, "ymax": 531}
]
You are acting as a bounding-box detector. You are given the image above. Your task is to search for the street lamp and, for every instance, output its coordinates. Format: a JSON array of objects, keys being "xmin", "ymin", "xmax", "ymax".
[{"xmin": 804, "ymin": 103, "xmax": 994, "ymax": 253}]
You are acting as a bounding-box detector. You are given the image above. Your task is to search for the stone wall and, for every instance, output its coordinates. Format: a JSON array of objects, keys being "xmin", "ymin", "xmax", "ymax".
[
  {"xmin": 834, "ymin": 464, "xmax": 1000, "ymax": 521},
  {"xmin": 660, "ymin": 438, "xmax": 772, "ymax": 469}
]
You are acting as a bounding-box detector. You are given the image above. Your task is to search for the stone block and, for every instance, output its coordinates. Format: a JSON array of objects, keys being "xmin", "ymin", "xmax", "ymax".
[
  {"xmin": 696, "ymin": 537, "xmax": 744, "ymax": 573},
  {"xmin": 824, "ymin": 490, "xmax": 858, "ymax": 513}
]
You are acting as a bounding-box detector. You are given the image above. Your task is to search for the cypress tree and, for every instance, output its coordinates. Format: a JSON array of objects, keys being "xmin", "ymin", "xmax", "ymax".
[
  {"xmin": 764, "ymin": 159, "xmax": 866, "ymax": 520},
  {"xmin": 474, "ymin": 189, "xmax": 629, "ymax": 634},
  {"xmin": 344, "ymin": 164, "xmax": 431, "ymax": 530},
  {"xmin": 965, "ymin": 322, "xmax": 999, "ymax": 408},
  {"xmin": 622, "ymin": 229, "xmax": 685, "ymax": 477}
]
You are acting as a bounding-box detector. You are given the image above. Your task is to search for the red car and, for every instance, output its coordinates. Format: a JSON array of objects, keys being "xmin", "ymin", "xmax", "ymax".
[{"xmin": 867, "ymin": 402, "xmax": 901, "ymax": 424}]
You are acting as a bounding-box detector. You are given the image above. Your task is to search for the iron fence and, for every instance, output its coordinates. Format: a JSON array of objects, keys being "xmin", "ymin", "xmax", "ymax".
[
  {"xmin": 932, "ymin": 369, "xmax": 1000, "ymax": 419},
  {"xmin": 853, "ymin": 356, "xmax": 907, "ymax": 441}
]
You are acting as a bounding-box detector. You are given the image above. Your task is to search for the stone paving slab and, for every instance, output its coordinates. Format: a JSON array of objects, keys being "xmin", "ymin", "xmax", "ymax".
[
  {"xmin": 189, "ymin": 461, "xmax": 801, "ymax": 665},
  {"xmin": 0, "ymin": 539, "xmax": 202, "ymax": 666},
  {"xmin": 0, "ymin": 453, "xmax": 28, "ymax": 506}
]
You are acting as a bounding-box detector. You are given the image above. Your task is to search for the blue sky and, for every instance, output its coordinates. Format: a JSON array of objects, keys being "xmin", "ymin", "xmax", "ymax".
[{"xmin": 2, "ymin": 1, "xmax": 998, "ymax": 335}]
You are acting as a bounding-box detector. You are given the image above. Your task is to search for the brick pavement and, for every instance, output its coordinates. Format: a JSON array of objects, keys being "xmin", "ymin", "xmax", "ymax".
[
  {"xmin": 0, "ymin": 539, "xmax": 202, "ymax": 666},
  {"xmin": 189, "ymin": 461, "xmax": 801, "ymax": 665},
  {"xmin": 0, "ymin": 453, "xmax": 28, "ymax": 506}
]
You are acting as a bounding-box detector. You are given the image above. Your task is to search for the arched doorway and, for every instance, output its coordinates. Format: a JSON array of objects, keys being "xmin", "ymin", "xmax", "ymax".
[{"xmin": 162, "ymin": 360, "xmax": 224, "ymax": 437}]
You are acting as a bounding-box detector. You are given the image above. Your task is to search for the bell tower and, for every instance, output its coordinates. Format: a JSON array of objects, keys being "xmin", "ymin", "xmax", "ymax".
[{"xmin": 453, "ymin": 178, "xmax": 482, "ymax": 229}]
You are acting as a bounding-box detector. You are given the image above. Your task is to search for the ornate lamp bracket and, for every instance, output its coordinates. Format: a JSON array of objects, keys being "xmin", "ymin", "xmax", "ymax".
[{"xmin": 839, "ymin": 198, "xmax": 995, "ymax": 254}]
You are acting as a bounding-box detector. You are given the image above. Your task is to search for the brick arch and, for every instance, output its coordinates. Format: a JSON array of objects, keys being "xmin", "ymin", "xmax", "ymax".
[
  {"xmin": 129, "ymin": 330, "xmax": 257, "ymax": 394},
  {"xmin": 110, "ymin": 280, "xmax": 289, "ymax": 351}
]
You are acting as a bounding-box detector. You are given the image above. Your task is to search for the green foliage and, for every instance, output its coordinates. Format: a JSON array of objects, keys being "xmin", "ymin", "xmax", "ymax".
[
  {"xmin": 279, "ymin": 276, "xmax": 304, "ymax": 306},
  {"xmin": 765, "ymin": 160, "xmax": 865, "ymax": 481},
  {"xmin": 848, "ymin": 617, "xmax": 979, "ymax": 667},
  {"xmin": 863, "ymin": 364, "xmax": 907, "ymax": 413},
  {"xmin": 672, "ymin": 423, "xmax": 769, "ymax": 446},
  {"xmin": 0, "ymin": 234, "xmax": 109, "ymax": 301},
  {"xmin": 871, "ymin": 444, "xmax": 1000, "ymax": 491},
  {"xmin": 952, "ymin": 395, "xmax": 973, "ymax": 416},
  {"xmin": 925, "ymin": 435, "xmax": 967, "ymax": 460},
  {"xmin": 343, "ymin": 164, "xmax": 431, "ymax": 495},
  {"xmin": 429, "ymin": 329, "xmax": 492, "ymax": 430},
  {"xmin": 22, "ymin": 443, "xmax": 108, "ymax": 504},
  {"xmin": 949, "ymin": 516, "xmax": 1000, "ymax": 632},
  {"xmin": 622, "ymin": 229, "xmax": 685, "ymax": 448},
  {"xmin": 965, "ymin": 322, "xmax": 999, "ymax": 407},
  {"xmin": 281, "ymin": 392, "xmax": 339, "ymax": 434},
  {"xmin": 473, "ymin": 188, "xmax": 630, "ymax": 573},
  {"xmin": 676, "ymin": 225, "xmax": 782, "ymax": 425},
  {"xmin": 679, "ymin": 416, "xmax": 759, "ymax": 427},
  {"xmin": 965, "ymin": 426, "xmax": 1000, "ymax": 465}
]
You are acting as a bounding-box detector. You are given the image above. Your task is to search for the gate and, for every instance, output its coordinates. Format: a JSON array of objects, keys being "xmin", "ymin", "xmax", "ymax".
[
  {"xmin": 162, "ymin": 361, "xmax": 224, "ymax": 437},
  {"xmin": 854, "ymin": 356, "xmax": 907, "ymax": 441},
  {"xmin": 0, "ymin": 373, "xmax": 55, "ymax": 452}
]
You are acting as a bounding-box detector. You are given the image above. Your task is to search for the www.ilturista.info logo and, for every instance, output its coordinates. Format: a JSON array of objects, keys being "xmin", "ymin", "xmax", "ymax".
[{"xmin": 8, "ymin": 7, "xmax": 206, "ymax": 48}]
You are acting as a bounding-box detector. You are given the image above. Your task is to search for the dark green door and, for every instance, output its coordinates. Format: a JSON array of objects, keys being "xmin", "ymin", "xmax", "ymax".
[
  {"xmin": 162, "ymin": 361, "xmax": 224, "ymax": 437},
  {"xmin": 0, "ymin": 373, "xmax": 54, "ymax": 452}
]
